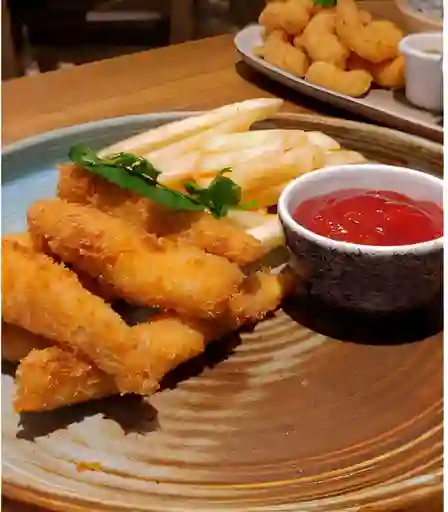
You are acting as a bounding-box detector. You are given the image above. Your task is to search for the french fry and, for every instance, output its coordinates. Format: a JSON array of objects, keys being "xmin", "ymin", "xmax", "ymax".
[
  {"xmin": 99, "ymin": 98, "xmax": 283, "ymax": 156},
  {"xmin": 200, "ymin": 130, "xmax": 308, "ymax": 154},
  {"xmin": 243, "ymin": 182, "xmax": 290, "ymax": 208},
  {"xmin": 306, "ymin": 131, "xmax": 341, "ymax": 151},
  {"xmin": 146, "ymin": 119, "xmax": 271, "ymax": 167},
  {"xmin": 322, "ymin": 149, "xmax": 367, "ymax": 167},
  {"xmin": 245, "ymin": 150, "xmax": 368, "ymax": 206},
  {"xmin": 247, "ymin": 216, "xmax": 284, "ymax": 252},
  {"xmin": 226, "ymin": 210, "xmax": 272, "ymax": 229},
  {"xmin": 153, "ymin": 151, "xmax": 201, "ymax": 186},
  {"xmin": 196, "ymin": 145, "xmax": 285, "ymax": 177},
  {"xmin": 194, "ymin": 143, "xmax": 323, "ymax": 197},
  {"xmin": 234, "ymin": 143, "xmax": 324, "ymax": 192}
]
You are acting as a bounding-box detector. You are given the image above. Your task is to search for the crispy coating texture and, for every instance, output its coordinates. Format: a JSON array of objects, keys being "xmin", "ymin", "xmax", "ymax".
[
  {"xmin": 305, "ymin": 61, "xmax": 372, "ymax": 97},
  {"xmin": 14, "ymin": 270, "xmax": 294, "ymax": 412},
  {"xmin": 259, "ymin": 0, "xmax": 314, "ymax": 36},
  {"xmin": 14, "ymin": 347, "xmax": 117, "ymax": 412},
  {"xmin": 262, "ymin": 30, "xmax": 310, "ymax": 78},
  {"xmin": 2, "ymin": 322, "xmax": 52, "ymax": 362},
  {"xmin": 336, "ymin": 0, "xmax": 403, "ymax": 63},
  {"xmin": 154, "ymin": 211, "xmax": 265, "ymax": 267},
  {"xmin": 300, "ymin": 10, "xmax": 350, "ymax": 69},
  {"xmin": 74, "ymin": 272, "xmax": 119, "ymax": 303},
  {"xmin": 27, "ymin": 199, "xmax": 244, "ymax": 319},
  {"xmin": 347, "ymin": 53, "xmax": 405, "ymax": 89},
  {"xmin": 227, "ymin": 270, "xmax": 294, "ymax": 327},
  {"xmin": 57, "ymin": 164, "xmax": 264, "ymax": 266},
  {"xmin": 370, "ymin": 55, "xmax": 405, "ymax": 89},
  {"xmin": 3, "ymin": 231, "xmax": 118, "ymax": 302},
  {"xmin": 2, "ymin": 232, "xmax": 38, "ymax": 253},
  {"xmin": 2, "ymin": 240, "xmax": 157, "ymax": 395}
]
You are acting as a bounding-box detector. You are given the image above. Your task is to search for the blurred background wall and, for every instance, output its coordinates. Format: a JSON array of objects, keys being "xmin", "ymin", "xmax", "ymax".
[
  {"xmin": 3, "ymin": 0, "xmax": 268, "ymax": 78},
  {"xmin": 2, "ymin": 0, "xmax": 397, "ymax": 79}
]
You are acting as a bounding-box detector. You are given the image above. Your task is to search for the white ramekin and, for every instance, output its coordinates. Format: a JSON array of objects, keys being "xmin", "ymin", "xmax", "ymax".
[
  {"xmin": 278, "ymin": 164, "xmax": 443, "ymax": 313},
  {"xmin": 399, "ymin": 32, "xmax": 443, "ymax": 112}
]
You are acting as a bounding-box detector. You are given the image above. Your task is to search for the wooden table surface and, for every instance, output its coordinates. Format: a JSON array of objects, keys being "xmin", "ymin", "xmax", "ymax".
[{"xmin": 1, "ymin": 35, "xmax": 443, "ymax": 512}]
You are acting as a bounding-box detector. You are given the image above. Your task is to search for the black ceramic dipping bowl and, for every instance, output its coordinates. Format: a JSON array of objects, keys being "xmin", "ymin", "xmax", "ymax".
[{"xmin": 278, "ymin": 164, "xmax": 443, "ymax": 313}]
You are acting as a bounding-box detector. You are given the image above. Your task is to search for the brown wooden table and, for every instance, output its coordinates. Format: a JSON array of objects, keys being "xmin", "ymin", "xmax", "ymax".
[{"xmin": 1, "ymin": 35, "xmax": 443, "ymax": 512}]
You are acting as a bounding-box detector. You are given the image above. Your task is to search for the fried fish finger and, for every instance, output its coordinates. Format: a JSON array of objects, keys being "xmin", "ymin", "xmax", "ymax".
[
  {"xmin": 2, "ymin": 232, "xmax": 36, "ymax": 252},
  {"xmin": 27, "ymin": 199, "xmax": 244, "ymax": 319},
  {"xmin": 2, "ymin": 241, "xmax": 157, "ymax": 394},
  {"xmin": 3, "ymin": 231, "xmax": 118, "ymax": 302},
  {"xmin": 57, "ymin": 164, "xmax": 265, "ymax": 266},
  {"xmin": 14, "ymin": 347, "xmax": 117, "ymax": 412},
  {"xmin": 14, "ymin": 270, "xmax": 293, "ymax": 412}
]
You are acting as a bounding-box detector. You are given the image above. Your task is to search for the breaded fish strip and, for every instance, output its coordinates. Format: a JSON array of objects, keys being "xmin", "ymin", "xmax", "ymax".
[
  {"xmin": 57, "ymin": 164, "xmax": 265, "ymax": 265},
  {"xmin": 2, "ymin": 232, "xmax": 37, "ymax": 253},
  {"xmin": 15, "ymin": 347, "xmax": 118, "ymax": 412},
  {"xmin": 27, "ymin": 199, "xmax": 244, "ymax": 319},
  {"xmin": 15, "ymin": 270, "xmax": 293, "ymax": 412},
  {"xmin": 2, "ymin": 322, "xmax": 52, "ymax": 362},
  {"xmin": 2, "ymin": 241, "xmax": 157, "ymax": 394},
  {"xmin": 3, "ymin": 231, "xmax": 118, "ymax": 302}
]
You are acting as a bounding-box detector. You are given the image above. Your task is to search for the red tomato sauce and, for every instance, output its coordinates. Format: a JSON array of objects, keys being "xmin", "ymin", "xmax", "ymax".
[{"xmin": 292, "ymin": 189, "xmax": 443, "ymax": 246}]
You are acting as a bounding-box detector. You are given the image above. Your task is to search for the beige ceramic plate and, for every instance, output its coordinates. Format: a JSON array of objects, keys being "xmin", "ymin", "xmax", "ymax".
[
  {"xmin": 234, "ymin": 25, "xmax": 443, "ymax": 143},
  {"xmin": 2, "ymin": 113, "xmax": 443, "ymax": 512}
]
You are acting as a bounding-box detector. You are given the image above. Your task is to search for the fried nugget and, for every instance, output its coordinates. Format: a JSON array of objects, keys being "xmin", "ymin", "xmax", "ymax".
[
  {"xmin": 14, "ymin": 270, "xmax": 294, "ymax": 412},
  {"xmin": 263, "ymin": 30, "xmax": 310, "ymax": 78},
  {"xmin": 305, "ymin": 61, "xmax": 372, "ymax": 97},
  {"xmin": 369, "ymin": 55, "xmax": 405, "ymax": 89},
  {"xmin": 259, "ymin": 0, "xmax": 314, "ymax": 36},
  {"xmin": 301, "ymin": 10, "xmax": 350, "ymax": 69},
  {"xmin": 2, "ymin": 241, "xmax": 157, "ymax": 395},
  {"xmin": 27, "ymin": 199, "xmax": 244, "ymax": 319},
  {"xmin": 336, "ymin": 0, "xmax": 403, "ymax": 63},
  {"xmin": 57, "ymin": 164, "xmax": 264, "ymax": 266},
  {"xmin": 347, "ymin": 52, "xmax": 405, "ymax": 89},
  {"xmin": 2, "ymin": 322, "xmax": 52, "ymax": 362}
]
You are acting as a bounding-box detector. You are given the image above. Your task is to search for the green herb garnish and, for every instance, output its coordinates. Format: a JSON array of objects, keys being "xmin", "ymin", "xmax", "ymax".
[
  {"xmin": 313, "ymin": 0, "xmax": 336, "ymax": 6},
  {"xmin": 68, "ymin": 145, "xmax": 254, "ymax": 218}
]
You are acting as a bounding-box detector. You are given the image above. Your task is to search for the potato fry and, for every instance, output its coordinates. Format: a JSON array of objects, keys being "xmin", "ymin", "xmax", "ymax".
[
  {"xmin": 219, "ymin": 149, "xmax": 366, "ymax": 208},
  {"xmin": 146, "ymin": 118, "xmax": 268, "ymax": 174},
  {"xmin": 322, "ymin": 149, "xmax": 367, "ymax": 167},
  {"xmin": 234, "ymin": 143, "xmax": 324, "ymax": 192},
  {"xmin": 247, "ymin": 216, "xmax": 285, "ymax": 252},
  {"xmin": 226, "ymin": 210, "xmax": 274, "ymax": 230},
  {"xmin": 306, "ymin": 131, "xmax": 340, "ymax": 151},
  {"xmin": 200, "ymin": 130, "xmax": 308, "ymax": 154},
  {"xmin": 243, "ymin": 182, "xmax": 289, "ymax": 208},
  {"xmin": 195, "ymin": 143, "xmax": 324, "ymax": 198},
  {"xmin": 197, "ymin": 146, "xmax": 286, "ymax": 176},
  {"xmin": 152, "ymin": 151, "xmax": 200, "ymax": 186},
  {"xmin": 99, "ymin": 98, "xmax": 283, "ymax": 156}
]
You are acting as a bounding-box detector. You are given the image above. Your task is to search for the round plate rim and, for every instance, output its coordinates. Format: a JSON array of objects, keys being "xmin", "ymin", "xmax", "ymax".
[
  {"xmin": 2, "ymin": 471, "xmax": 443, "ymax": 512},
  {"xmin": 2, "ymin": 110, "xmax": 443, "ymax": 512},
  {"xmin": 2, "ymin": 111, "xmax": 443, "ymax": 157}
]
